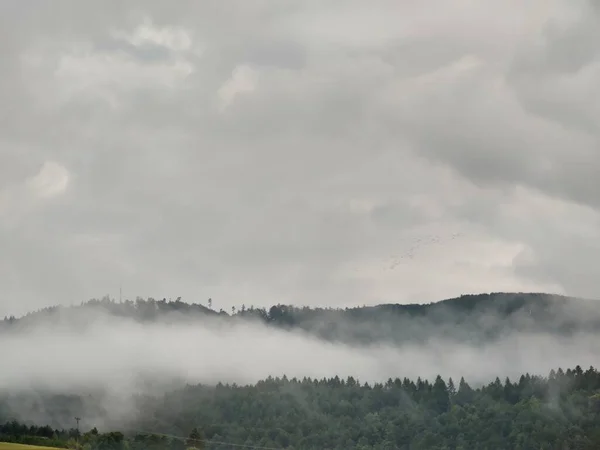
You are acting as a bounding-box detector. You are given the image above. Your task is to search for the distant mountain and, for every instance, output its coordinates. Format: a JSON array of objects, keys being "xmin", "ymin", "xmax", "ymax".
[{"xmin": 3, "ymin": 292, "xmax": 600, "ymax": 344}]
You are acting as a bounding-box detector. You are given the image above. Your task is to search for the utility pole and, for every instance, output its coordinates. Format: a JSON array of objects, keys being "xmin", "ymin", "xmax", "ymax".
[{"xmin": 75, "ymin": 417, "xmax": 81, "ymax": 445}]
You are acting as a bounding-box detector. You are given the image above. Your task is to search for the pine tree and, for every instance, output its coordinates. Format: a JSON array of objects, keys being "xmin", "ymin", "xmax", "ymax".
[{"xmin": 186, "ymin": 428, "xmax": 205, "ymax": 450}]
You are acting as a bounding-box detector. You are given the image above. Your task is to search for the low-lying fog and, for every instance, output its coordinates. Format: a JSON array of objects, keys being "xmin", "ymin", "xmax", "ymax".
[{"xmin": 3, "ymin": 309, "xmax": 600, "ymax": 394}]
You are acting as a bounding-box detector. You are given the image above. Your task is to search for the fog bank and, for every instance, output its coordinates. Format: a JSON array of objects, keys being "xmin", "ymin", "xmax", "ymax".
[{"xmin": 2, "ymin": 311, "xmax": 600, "ymax": 393}]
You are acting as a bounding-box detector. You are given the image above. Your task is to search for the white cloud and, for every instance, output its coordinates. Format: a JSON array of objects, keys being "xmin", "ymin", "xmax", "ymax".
[
  {"xmin": 20, "ymin": 20, "xmax": 198, "ymax": 110},
  {"xmin": 0, "ymin": 161, "xmax": 69, "ymax": 227},
  {"xmin": 217, "ymin": 65, "xmax": 258, "ymax": 112},
  {"xmin": 114, "ymin": 17, "xmax": 195, "ymax": 53},
  {"xmin": 27, "ymin": 161, "xmax": 70, "ymax": 199},
  {"xmin": 56, "ymin": 45, "xmax": 192, "ymax": 91}
]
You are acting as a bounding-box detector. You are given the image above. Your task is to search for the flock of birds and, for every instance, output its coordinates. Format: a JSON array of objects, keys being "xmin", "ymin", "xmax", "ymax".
[{"xmin": 385, "ymin": 232, "xmax": 463, "ymax": 270}]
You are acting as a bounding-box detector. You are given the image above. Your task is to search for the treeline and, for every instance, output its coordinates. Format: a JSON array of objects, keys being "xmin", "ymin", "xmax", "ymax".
[
  {"xmin": 0, "ymin": 421, "xmax": 72, "ymax": 448},
  {"xmin": 3, "ymin": 365, "xmax": 600, "ymax": 449},
  {"xmin": 3, "ymin": 293, "xmax": 600, "ymax": 344},
  {"xmin": 0, "ymin": 292, "xmax": 566, "ymax": 324},
  {"xmin": 0, "ymin": 422, "xmax": 185, "ymax": 450},
  {"xmin": 131, "ymin": 365, "xmax": 600, "ymax": 449}
]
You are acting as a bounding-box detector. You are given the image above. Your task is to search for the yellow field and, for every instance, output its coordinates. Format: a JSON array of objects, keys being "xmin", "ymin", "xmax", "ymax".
[{"xmin": 0, "ymin": 443, "xmax": 60, "ymax": 450}]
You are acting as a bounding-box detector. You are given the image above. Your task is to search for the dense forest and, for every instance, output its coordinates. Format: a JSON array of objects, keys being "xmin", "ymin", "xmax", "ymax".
[
  {"xmin": 2, "ymin": 292, "xmax": 600, "ymax": 344},
  {"xmin": 2, "ymin": 365, "xmax": 600, "ymax": 449}
]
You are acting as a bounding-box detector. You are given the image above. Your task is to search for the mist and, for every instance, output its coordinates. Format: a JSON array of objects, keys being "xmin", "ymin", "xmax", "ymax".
[
  {"xmin": 2, "ymin": 297, "xmax": 600, "ymax": 431},
  {"xmin": 3, "ymin": 307, "xmax": 600, "ymax": 393}
]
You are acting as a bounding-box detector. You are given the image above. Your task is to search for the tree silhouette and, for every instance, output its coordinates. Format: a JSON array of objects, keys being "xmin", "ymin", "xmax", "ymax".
[{"xmin": 185, "ymin": 427, "xmax": 205, "ymax": 450}]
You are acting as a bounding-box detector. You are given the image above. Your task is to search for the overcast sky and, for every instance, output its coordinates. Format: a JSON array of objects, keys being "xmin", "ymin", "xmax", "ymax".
[{"xmin": 1, "ymin": 0, "xmax": 599, "ymax": 317}]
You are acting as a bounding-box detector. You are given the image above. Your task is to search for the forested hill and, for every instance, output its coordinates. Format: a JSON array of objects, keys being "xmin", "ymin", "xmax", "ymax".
[
  {"xmin": 2, "ymin": 365, "xmax": 600, "ymax": 449},
  {"xmin": 2, "ymin": 292, "xmax": 600, "ymax": 344}
]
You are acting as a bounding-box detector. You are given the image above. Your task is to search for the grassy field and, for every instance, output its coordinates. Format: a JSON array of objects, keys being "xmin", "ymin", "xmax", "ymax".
[{"xmin": 0, "ymin": 443, "xmax": 60, "ymax": 450}]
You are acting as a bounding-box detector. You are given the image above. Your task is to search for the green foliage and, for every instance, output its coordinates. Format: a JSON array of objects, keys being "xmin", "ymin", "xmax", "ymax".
[
  {"xmin": 185, "ymin": 428, "xmax": 204, "ymax": 450},
  {"xmin": 0, "ymin": 421, "xmax": 70, "ymax": 448},
  {"xmin": 5, "ymin": 365, "xmax": 600, "ymax": 449}
]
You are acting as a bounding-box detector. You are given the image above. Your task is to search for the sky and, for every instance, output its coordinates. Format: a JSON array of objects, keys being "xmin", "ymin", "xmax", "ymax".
[{"xmin": 1, "ymin": 0, "xmax": 600, "ymax": 317}]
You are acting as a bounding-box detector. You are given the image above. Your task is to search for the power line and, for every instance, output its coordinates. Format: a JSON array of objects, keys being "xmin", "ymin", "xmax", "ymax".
[{"xmin": 128, "ymin": 429, "xmax": 284, "ymax": 450}]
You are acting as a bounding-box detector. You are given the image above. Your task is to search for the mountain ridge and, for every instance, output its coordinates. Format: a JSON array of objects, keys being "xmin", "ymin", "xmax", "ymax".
[
  {"xmin": 4, "ymin": 291, "xmax": 595, "ymax": 320},
  {"xmin": 3, "ymin": 292, "xmax": 600, "ymax": 345}
]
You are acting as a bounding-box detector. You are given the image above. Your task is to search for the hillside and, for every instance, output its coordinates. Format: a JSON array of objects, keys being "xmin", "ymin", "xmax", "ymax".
[
  {"xmin": 2, "ymin": 365, "xmax": 600, "ymax": 449},
  {"xmin": 2, "ymin": 292, "xmax": 600, "ymax": 344},
  {"xmin": 2, "ymin": 293, "xmax": 600, "ymax": 448}
]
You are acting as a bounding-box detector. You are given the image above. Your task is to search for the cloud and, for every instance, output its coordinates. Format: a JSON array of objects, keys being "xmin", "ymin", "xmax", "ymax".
[
  {"xmin": 19, "ymin": 20, "xmax": 197, "ymax": 110},
  {"xmin": 113, "ymin": 17, "xmax": 195, "ymax": 53},
  {"xmin": 26, "ymin": 161, "xmax": 70, "ymax": 199},
  {"xmin": 0, "ymin": 0, "xmax": 599, "ymax": 317},
  {"xmin": 217, "ymin": 65, "xmax": 258, "ymax": 112},
  {"xmin": 8, "ymin": 315, "xmax": 595, "ymax": 390}
]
